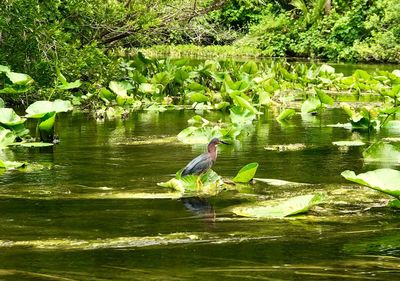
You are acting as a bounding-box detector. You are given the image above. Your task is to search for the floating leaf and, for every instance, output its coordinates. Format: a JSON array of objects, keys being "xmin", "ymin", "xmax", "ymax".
[
  {"xmin": 232, "ymin": 162, "xmax": 259, "ymax": 183},
  {"xmin": 341, "ymin": 169, "xmax": 400, "ymax": 197},
  {"xmin": 253, "ymin": 178, "xmax": 311, "ymax": 186},
  {"xmin": 14, "ymin": 142, "xmax": 54, "ymax": 147},
  {"xmin": 332, "ymin": 141, "xmax": 365, "ymax": 147},
  {"xmin": 276, "ymin": 109, "xmax": 296, "ymax": 121},
  {"xmin": 0, "ymin": 160, "xmax": 26, "ymax": 170},
  {"xmin": 231, "ymin": 194, "xmax": 324, "ymax": 218}
]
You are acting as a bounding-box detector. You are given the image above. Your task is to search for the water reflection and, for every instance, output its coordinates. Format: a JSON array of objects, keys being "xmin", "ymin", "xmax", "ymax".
[{"xmin": 181, "ymin": 197, "xmax": 216, "ymax": 227}]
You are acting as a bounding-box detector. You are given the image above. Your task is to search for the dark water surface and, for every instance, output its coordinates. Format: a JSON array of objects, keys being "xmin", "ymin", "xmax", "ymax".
[{"xmin": 0, "ymin": 108, "xmax": 399, "ymax": 280}]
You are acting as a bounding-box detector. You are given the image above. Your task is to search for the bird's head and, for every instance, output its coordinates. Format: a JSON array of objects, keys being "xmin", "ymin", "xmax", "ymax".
[{"xmin": 209, "ymin": 138, "xmax": 229, "ymax": 146}]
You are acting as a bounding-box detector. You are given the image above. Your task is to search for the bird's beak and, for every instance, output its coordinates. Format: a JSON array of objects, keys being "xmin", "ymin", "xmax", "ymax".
[{"xmin": 220, "ymin": 140, "xmax": 230, "ymax": 145}]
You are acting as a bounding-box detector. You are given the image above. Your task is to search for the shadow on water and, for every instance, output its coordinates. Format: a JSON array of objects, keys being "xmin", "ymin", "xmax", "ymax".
[{"xmin": 0, "ymin": 108, "xmax": 399, "ymax": 280}]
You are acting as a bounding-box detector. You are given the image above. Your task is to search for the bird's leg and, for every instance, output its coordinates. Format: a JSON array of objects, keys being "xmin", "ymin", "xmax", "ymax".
[{"xmin": 196, "ymin": 176, "xmax": 203, "ymax": 190}]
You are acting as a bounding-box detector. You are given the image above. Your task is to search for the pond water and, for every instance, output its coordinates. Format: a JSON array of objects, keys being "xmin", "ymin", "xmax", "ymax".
[{"xmin": 0, "ymin": 108, "xmax": 399, "ymax": 280}]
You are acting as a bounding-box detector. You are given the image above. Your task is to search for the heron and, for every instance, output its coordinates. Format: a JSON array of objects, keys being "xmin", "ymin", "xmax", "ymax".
[{"xmin": 182, "ymin": 137, "xmax": 229, "ymax": 177}]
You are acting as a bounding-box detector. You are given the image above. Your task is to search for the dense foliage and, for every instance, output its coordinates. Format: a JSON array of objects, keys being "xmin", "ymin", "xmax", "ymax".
[{"xmin": 232, "ymin": 0, "xmax": 400, "ymax": 63}]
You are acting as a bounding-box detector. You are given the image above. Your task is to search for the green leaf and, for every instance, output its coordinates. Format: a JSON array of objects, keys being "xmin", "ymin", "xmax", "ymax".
[
  {"xmin": 0, "ymin": 108, "xmax": 25, "ymax": 126},
  {"xmin": 187, "ymin": 82, "xmax": 205, "ymax": 92},
  {"xmin": 99, "ymin": 88, "xmax": 116, "ymax": 101},
  {"xmin": 231, "ymin": 194, "xmax": 324, "ymax": 218},
  {"xmin": 0, "ymin": 128, "xmax": 16, "ymax": 148},
  {"xmin": 276, "ymin": 109, "xmax": 296, "ymax": 121},
  {"xmin": 6, "ymin": 72, "xmax": 34, "ymax": 85},
  {"xmin": 341, "ymin": 169, "xmax": 400, "ymax": 198},
  {"xmin": 174, "ymin": 69, "xmax": 189, "ymax": 84},
  {"xmin": 14, "ymin": 142, "xmax": 54, "ymax": 147},
  {"xmin": 39, "ymin": 112, "xmax": 56, "ymax": 132},
  {"xmin": 363, "ymin": 141, "xmax": 400, "ymax": 163},
  {"xmin": 319, "ymin": 64, "xmax": 335, "ymax": 74},
  {"xmin": 151, "ymin": 72, "xmax": 173, "ymax": 86},
  {"xmin": 188, "ymin": 92, "xmax": 209, "ymax": 103},
  {"xmin": 230, "ymin": 106, "xmax": 256, "ymax": 124},
  {"xmin": 315, "ymin": 89, "xmax": 334, "ymax": 105},
  {"xmin": 0, "ymin": 65, "xmax": 11, "ymax": 73},
  {"xmin": 231, "ymin": 94, "xmax": 258, "ymax": 114},
  {"xmin": 232, "ymin": 163, "xmax": 259, "ymax": 183},
  {"xmin": 109, "ymin": 81, "xmax": 133, "ymax": 97},
  {"xmin": 0, "ymin": 160, "xmax": 26, "ymax": 169},
  {"xmin": 0, "ymin": 98, "xmax": 4, "ymax": 108},
  {"xmin": 240, "ymin": 61, "xmax": 258, "ymax": 75},
  {"xmin": 138, "ymin": 83, "xmax": 159, "ymax": 94},
  {"xmin": 332, "ymin": 141, "xmax": 365, "ymax": 147},
  {"xmin": 225, "ymin": 80, "xmax": 250, "ymax": 92},
  {"xmin": 26, "ymin": 100, "xmax": 72, "ymax": 118},
  {"xmin": 301, "ymin": 97, "xmax": 322, "ymax": 114}
]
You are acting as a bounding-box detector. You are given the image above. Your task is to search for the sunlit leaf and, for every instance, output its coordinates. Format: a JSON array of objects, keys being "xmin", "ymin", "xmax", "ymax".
[
  {"xmin": 138, "ymin": 83, "xmax": 159, "ymax": 94},
  {"xmin": 0, "ymin": 128, "xmax": 16, "ymax": 148},
  {"xmin": 363, "ymin": 141, "xmax": 400, "ymax": 163},
  {"xmin": 38, "ymin": 112, "xmax": 56, "ymax": 132},
  {"xmin": 231, "ymin": 194, "xmax": 324, "ymax": 218},
  {"xmin": 188, "ymin": 92, "xmax": 208, "ymax": 103},
  {"xmin": 0, "ymin": 108, "xmax": 25, "ymax": 126},
  {"xmin": 151, "ymin": 72, "xmax": 173, "ymax": 86},
  {"xmin": 341, "ymin": 169, "xmax": 400, "ymax": 197},
  {"xmin": 276, "ymin": 109, "xmax": 296, "ymax": 121},
  {"xmin": 0, "ymin": 160, "xmax": 26, "ymax": 169},
  {"xmin": 26, "ymin": 100, "xmax": 72, "ymax": 118},
  {"xmin": 230, "ymin": 106, "xmax": 256, "ymax": 124},
  {"xmin": 240, "ymin": 61, "xmax": 258, "ymax": 75},
  {"xmin": 232, "ymin": 162, "xmax": 259, "ymax": 183},
  {"xmin": 301, "ymin": 97, "xmax": 321, "ymax": 114},
  {"xmin": 231, "ymin": 94, "xmax": 258, "ymax": 114},
  {"xmin": 332, "ymin": 141, "xmax": 365, "ymax": 147},
  {"xmin": 319, "ymin": 64, "xmax": 335, "ymax": 74},
  {"xmin": 5, "ymin": 72, "xmax": 34, "ymax": 85},
  {"xmin": 315, "ymin": 89, "xmax": 334, "ymax": 105},
  {"xmin": 254, "ymin": 178, "xmax": 311, "ymax": 186},
  {"xmin": 109, "ymin": 81, "xmax": 133, "ymax": 97}
]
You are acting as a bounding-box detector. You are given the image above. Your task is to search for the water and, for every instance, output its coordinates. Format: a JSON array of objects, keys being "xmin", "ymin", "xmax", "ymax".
[{"xmin": 0, "ymin": 108, "xmax": 399, "ymax": 280}]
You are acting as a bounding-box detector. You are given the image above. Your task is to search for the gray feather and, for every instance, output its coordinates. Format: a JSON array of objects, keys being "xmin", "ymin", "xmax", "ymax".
[{"xmin": 182, "ymin": 153, "xmax": 213, "ymax": 176}]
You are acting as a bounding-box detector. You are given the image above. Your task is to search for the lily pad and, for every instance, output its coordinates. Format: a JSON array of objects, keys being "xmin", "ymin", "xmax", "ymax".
[
  {"xmin": 253, "ymin": 178, "xmax": 311, "ymax": 186},
  {"xmin": 232, "ymin": 162, "xmax": 259, "ymax": 183},
  {"xmin": 231, "ymin": 194, "xmax": 324, "ymax": 218},
  {"xmin": 341, "ymin": 169, "xmax": 400, "ymax": 197},
  {"xmin": 332, "ymin": 141, "xmax": 365, "ymax": 147},
  {"xmin": 0, "ymin": 160, "xmax": 26, "ymax": 170}
]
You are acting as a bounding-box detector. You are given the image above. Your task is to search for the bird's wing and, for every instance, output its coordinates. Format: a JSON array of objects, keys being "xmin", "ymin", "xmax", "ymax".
[{"xmin": 182, "ymin": 153, "xmax": 213, "ymax": 176}]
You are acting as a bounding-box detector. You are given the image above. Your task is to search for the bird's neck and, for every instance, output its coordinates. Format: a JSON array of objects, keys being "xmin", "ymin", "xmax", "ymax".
[{"xmin": 208, "ymin": 144, "xmax": 217, "ymax": 162}]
